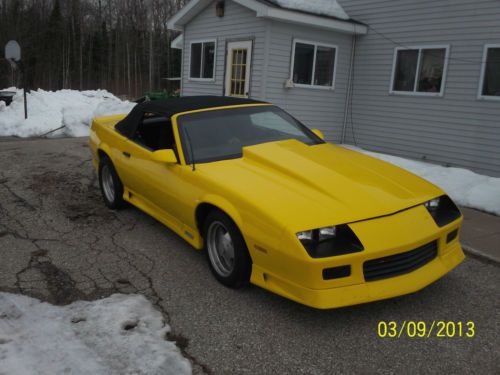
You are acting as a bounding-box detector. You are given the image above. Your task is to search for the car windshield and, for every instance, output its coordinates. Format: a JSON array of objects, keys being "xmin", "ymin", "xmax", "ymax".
[{"xmin": 177, "ymin": 105, "xmax": 323, "ymax": 164}]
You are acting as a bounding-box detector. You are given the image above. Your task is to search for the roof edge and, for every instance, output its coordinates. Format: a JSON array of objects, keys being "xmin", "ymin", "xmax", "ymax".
[
  {"xmin": 252, "ymin": 5, "xmax": 367, "ymax": 34},
  {"xmin": 167, "ymin": 0, "xmax": 367, "ymax": 35},
  {"xmin": 167, "ymin": 0, "xmax": 212, "ymax": 31},
  {"xmin": 171, "ymin": 34, "xmax": 184, "ymax": 49}
]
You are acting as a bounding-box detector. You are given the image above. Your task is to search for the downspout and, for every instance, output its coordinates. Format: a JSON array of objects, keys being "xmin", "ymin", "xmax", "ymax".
[
  {"xmin": 260, "ymin": 21, "xmax": 271, "ymax": 100},
  {"xmin": 341, "ymin": 33, "xmax": 356, "ymax": 144}
]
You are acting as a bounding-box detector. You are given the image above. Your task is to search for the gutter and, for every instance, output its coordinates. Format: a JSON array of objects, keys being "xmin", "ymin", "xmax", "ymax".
[{"xmin": 256, "ymin": 7, "xmax": 367, "ymax": 34}]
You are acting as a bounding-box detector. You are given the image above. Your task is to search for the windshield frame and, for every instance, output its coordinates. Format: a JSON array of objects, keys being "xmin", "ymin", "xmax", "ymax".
[{"xmin": 173, "ymin": 104, "xmax": 325, "ymax": 165}]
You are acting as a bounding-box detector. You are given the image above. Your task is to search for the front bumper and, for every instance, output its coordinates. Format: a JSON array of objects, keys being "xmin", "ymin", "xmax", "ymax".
[
  {"xmin": 251, "ymin": 241, "xmax": 464, "ymax": 309},
  {"xmin": 249, "ymin": 205, "xmax": 464, "ymax": 309}
]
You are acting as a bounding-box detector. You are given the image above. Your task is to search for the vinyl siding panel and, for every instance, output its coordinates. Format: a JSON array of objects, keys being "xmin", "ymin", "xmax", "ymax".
[
  {"xmin": 182, "ymin": 0, "xmax": 267, "ymax": 98},
  {"xmin": 264, "ymin": 22, "xmax": 353, "ymax": 141},
  {"xmin": 180, "ymin": 0, "xmax": 500, "ymax": 176},
  {"xmin": 181, "ymin": 0, "xmax": 353, "ymax": 142},
  {"xmin": 340, "ymin": 0, "xmax": 500, "ymax": 176}
]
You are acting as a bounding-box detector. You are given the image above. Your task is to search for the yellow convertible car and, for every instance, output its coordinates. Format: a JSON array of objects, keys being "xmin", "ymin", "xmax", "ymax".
[{"xmin": 89, "ymin": 96, "xmax": 464, "ymax": 309}]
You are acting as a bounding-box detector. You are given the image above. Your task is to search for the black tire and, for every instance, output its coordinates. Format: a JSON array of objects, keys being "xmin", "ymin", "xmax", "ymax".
[
  {"xmin": 203, "ymin": 210, "xmax": 252, "ymax": 288},
  {"xmin": 98, "ymin": 155, "xmax": 126, "ymax": 209}
]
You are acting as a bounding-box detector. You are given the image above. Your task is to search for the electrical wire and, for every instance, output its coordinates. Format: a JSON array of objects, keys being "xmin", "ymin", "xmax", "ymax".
[
  {"xmin": 345, "ymin": 23, "xmax": 499, "ymax": 147},
  {"xmin": 367, "ymin": 25, "xmax": 500, "ymax": 65}
]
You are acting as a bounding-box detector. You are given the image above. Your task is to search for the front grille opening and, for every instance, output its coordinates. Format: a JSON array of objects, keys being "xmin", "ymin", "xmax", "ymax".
[{"xmin": 363, "ymin": 241, "xmax": 438, "ymax": 282}]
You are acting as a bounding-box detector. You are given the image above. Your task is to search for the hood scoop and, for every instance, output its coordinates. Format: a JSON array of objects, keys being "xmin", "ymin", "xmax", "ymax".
[{"xmin": 242, "ymin": 140, "xmax": 339, "ymax": 201}]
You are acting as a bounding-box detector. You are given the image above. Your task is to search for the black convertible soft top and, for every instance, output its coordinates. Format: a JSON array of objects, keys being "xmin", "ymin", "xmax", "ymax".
[{"xmin": 115, "ymin": 96, "xmax": 266, "ymax": 138}]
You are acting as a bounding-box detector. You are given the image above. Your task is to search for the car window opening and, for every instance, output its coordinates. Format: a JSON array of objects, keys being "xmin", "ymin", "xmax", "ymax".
[
  {"xmin": 133, "ymin": 116, "xmax": 176, "ymax": 152},
  {"xmin": 178, "ymin": 106, "xmax": 324, "ymax": 164}
]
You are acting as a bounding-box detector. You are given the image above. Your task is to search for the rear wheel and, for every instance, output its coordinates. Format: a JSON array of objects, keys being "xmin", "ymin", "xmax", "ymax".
[
  {"xmin": 98, "ymin": 156, "xmax": 126, "ymax": 209},
  {"xmin": 203, "ymin": 210, "xmax": 252, "ymax": 288}
]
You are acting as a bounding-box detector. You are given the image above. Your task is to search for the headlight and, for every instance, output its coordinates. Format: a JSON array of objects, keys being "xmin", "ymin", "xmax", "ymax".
[
  {"xmin": 297, "ymin": 230, "xmax": 314, "ymax": 241},
  {"xmin": 424, "ymin": 195, "xmax": 461, "ymax": 227},
  {"xmin": 424, "ymin": 198, "xmax": 440, "ymax": 210},
  {"xmin": 297, "ymin": 226, "xmax": 337, "ymax": 243},
  {"xmin": 296, "ymin": 225, "xmax": 363, "ymax": 258},
  {"xmin": 319, "ymin": 226, "xmax": 336, "ymax": 240}
]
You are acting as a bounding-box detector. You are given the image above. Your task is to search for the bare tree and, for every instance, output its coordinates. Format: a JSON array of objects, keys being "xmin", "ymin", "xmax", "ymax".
[{"xmin": 0, "ymin": 0, "xmax": 185, "ymax": 97}]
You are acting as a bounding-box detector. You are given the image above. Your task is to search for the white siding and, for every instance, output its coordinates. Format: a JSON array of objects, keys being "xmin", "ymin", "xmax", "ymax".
[{"xmin": 340, "ymin": 0, "xmax": 500, "ymax": 176}]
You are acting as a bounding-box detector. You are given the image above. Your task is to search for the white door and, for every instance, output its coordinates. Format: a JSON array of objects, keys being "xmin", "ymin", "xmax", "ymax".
[{"xmin": 225, "ymin": 41, "xmax": 252, "ymax": 98}]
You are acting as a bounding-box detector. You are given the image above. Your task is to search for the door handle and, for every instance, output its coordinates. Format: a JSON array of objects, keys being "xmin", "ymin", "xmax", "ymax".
[{"xmin": 123, "ymin": 151, "xmax": 131, "ymax": 158}]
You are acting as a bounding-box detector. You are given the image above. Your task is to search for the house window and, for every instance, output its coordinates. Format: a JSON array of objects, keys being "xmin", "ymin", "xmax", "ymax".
[
  {"xmin": 189, "ymin": 40, "xmax": 216, "ymax": 80},
  {"xmin": 291, "ymin": 40, "xmax": 337, "ymax": 88},
  {"xmin": 479, "ymin": 44, "xmax": 500, "ymax": 100},
  {"xmin": 390, "ymin": 46, "xmax": 449, "ymax": 95}
]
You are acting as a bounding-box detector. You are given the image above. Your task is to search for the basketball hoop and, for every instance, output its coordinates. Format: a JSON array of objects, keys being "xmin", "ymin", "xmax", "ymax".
[{"xmin": 4, "ymin": 40, "xmax": 27, "ymax": 119}]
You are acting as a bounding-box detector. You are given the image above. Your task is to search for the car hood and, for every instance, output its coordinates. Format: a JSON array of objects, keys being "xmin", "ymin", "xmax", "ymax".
[{"xmin": 197, "ymin": 140, "xmax": 443, "ymax": 231}]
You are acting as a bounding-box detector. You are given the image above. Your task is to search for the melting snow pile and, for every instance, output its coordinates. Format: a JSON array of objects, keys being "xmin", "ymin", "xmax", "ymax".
[
  {"xmin": 270, "ymin": 0, "xmax": 349, "ymax": 20},
  {"xmin": 0, "ymin": 88, "xmax": 136, "ymax": 137},
  {"xmin": 0, "ymin": 293, "xmax": 191, "ymax": 375},
  {"xmin": 345, "ymin": 145, "xmax": 500, "ymax": 216}
]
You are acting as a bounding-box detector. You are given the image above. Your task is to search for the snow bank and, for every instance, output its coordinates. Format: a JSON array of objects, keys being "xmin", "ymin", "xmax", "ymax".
[
  {"xmin": 270, "ymin": 0, "xmax": 349, "ymax": 20},
  {"xmin": 0, "ymin": 293, "xmax": 191, "ymax": 375},
  {"xmin": 344, "ymin": 145, "xmax": 500, "ymax": 216},
  {"xmin": 0, "ymin": 88, "xmax": 136, "ymax": 137}
]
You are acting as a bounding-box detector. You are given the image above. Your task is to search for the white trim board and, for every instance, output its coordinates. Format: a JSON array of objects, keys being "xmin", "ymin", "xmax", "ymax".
[
  {"xmin": 167, "ymin": 0, "xmax": 212, "ymax": 31},
  {"xmin": 171, "ymin": 34, "xmax": 183, "ymax": 50}
]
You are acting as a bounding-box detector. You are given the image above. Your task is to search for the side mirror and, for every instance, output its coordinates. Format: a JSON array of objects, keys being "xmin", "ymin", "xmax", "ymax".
[
  {"xmin": 152, "ymin": 149, "xmax": 177, "ymax": 164},
  {"xmin": 311, "ymin": 128, "xmax": 325, "ymax": 140}
]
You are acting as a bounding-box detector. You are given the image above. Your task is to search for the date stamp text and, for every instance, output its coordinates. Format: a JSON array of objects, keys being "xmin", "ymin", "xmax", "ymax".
[{"xmin": 377, "ymin": 321, "xmax": 475, "ymax": 338}]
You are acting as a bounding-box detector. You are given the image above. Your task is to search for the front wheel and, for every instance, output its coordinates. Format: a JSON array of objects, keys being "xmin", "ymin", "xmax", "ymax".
[
  {"xmin": 98, "ymin": 156, "xmax": 126, "ymax": 209},
  {"xmin": 203, "ymin": 210, "xmax": 252, "ymax": 288}
]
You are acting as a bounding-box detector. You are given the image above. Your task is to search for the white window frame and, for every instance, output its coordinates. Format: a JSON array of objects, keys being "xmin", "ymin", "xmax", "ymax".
[
  {"xmin": 389, "ymin": 45, "xmax": 450, "ymax": 97},
  {"xmin": 478, "ymin": 43, "xmax": 500, "ymax": 101},
  {"xmin": 290, "ymin": 39, "xmax": 338, "ymax": 90},
  {"xmin": 188, "ymin": 39, "xmax": 217, "ymax": 82}
]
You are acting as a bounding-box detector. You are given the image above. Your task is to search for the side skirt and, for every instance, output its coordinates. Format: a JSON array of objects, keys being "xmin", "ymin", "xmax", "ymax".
[{"xmin": 122, "ymin": 188, "xmax": 203, "ymax": 249}]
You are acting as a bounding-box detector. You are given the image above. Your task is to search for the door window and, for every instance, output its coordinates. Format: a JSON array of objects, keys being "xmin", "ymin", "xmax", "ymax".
[
  {"xmin": 229, "ymin": 49, "xmax": 248, "ymax": 97},
  {"xmin": 132, "ymin": 116, "xmax": 175, "ymax": 151}
]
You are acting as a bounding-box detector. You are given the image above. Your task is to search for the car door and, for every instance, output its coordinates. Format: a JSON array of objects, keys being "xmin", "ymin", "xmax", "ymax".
[{"xmin": 118, "ymin": 116, "xmax": 188, "ymax": 231}]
